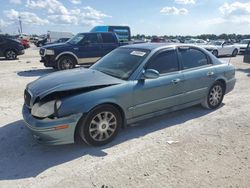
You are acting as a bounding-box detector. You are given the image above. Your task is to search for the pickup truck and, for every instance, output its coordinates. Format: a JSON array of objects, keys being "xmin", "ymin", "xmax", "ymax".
[{"xmin": 40, "ymin": 32, "xmax": 121, "ymax": 70}]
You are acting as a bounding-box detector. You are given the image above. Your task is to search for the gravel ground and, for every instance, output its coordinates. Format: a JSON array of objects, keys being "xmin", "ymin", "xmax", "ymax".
[{"xmin": 0, "ymin": 46, "xmax": 249, "ymax": 188}]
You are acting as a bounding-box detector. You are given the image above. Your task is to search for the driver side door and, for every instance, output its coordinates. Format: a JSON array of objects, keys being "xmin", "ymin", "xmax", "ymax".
[
  {"xmin": 132, "ymin": 49, "xmax": 184, "ymax": 118},
  {"xmin": 76, "ymin": 33, "xmax": 103, "ymax": 64}
]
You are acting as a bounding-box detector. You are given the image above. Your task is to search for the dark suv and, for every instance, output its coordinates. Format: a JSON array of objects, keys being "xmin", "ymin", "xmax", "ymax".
[
  {"xmin": 0, "ymin": 36, "xmax": 25, "ymax": 60},
  {"xmin": 40, "ymin": 32, "xmax": 121, "ymax": 70}
]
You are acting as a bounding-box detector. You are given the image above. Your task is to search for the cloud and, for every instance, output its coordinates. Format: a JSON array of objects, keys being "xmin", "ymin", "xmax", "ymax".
[
  {"xmin": 160, "ymin": 7, "xmax": 188, "ymax": 15},
  {"xmin": 9, "ymin": 0, "xmax": 22, "ymax": 4},
  {"xmin": 26, "ymin": 0, "xmax": 68, "ymax": 14},
  {"xmin": 48, "ymin": 6, "xmax": 110, "ymax": 26},
  {"xmin": 26, "ymin": 0, "xmax": 110, "ymax": 26},
  {"xmin": 175, "ymin": 0, "xmax": 195, "ymax": 5},
  {"xmin": 69, "ymin": 0, "xmax": 81, "ymax": 4},
  {"xmin": 0, "ymin": 19, "xmax": 11, "ymax": 28},
  {"xmin": 4, "ymin": 9, "xmax": 49, "ymax": 25},
  {"xmin": 219, "ymin": 2, "xmax": 250, "ymax": 15},
  {"xmin": 201, "ymin": 2, "xmax": 250, "ymax": 26}
]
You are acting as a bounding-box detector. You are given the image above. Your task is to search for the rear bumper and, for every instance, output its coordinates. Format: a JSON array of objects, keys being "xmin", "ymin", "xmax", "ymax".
[
  {"xmin": 22, "ymin": 105, "xmax": 82, "ymax": 145},
  {"xmin": 18, "ymin": 49, "xmax": 25, "ymax": 55},
  {"xmin": 225, "ymin": 78, "xmax": 236, "ymax": 94}
]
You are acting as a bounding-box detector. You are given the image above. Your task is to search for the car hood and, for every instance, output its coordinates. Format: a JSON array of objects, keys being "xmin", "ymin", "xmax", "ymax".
[
  {"xmin": 27, "ymin": 68, "xmax": 125, "ymax": 99},
  {"xmin": 43, "ymin": 42, "xmax": 71, "ymax": 49}
]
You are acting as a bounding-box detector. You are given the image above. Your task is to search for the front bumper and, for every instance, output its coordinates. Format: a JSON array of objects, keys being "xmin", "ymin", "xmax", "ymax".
[
  {"xmin": 40, "ymin": 55, "xmax": 57, "ymax": 67},
  {"xmin": 22, "ymin": 105, "xmax": 82, "ymax": 145}
]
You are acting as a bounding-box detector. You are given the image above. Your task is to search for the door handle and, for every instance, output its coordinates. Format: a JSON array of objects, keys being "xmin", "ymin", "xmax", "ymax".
[
  {"xmin": 171, "ymin": 78, "xmax": 181, "ymax": 84},
  {"xmin": 73, "ymin": 47, "xmax": 79, "ymax": 50},
  {"xmin": 207, "ymin": 72, "xmax": 214, "ymax": 76}
]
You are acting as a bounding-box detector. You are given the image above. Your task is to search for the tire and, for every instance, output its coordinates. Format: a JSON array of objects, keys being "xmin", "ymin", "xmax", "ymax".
[
  {"xmin": 232, "ymin": 49, "xmax": 238, "ymax": 57},
  {"xmin": 202, "ymin": 81, "xmax": 225, "ymax": 109},
  {"xmin": 212, "ymin": 50, "xmax": 218, "ymax": 57},
  {"xmin": 5, "ymin": 49, "xmax": 17, "ymax": 60},
  {"xmin": 57, "ymin": 55, "xmax": 76, "ymax": 70},
  {"xmin": 78, "ymin": 104, "xmax": 122, "ymax": 146}
]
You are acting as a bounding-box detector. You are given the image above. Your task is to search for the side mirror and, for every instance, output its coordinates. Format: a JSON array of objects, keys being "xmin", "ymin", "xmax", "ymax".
[{"xmin": 142, "ymin": 69, "xmax": 160, "ymax": 79}]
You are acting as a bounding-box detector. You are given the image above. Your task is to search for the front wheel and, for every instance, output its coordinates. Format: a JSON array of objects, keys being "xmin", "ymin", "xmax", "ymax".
[
  {"xmin": 232, "ymin": 49, "xmax": 238, "ymax": 57},
  {"xmin": 57, "ymin": 56, "xmax": 76, "ymax": 70},
  {"xmin": 79, "ymin": 105, "xmax": 122, "ymax": 146},
  {"xmin": 5, "ymin": 50, "xmax": 17, "ymax": 60},
  {"xmin": 202, "ymin": 81, "xmax": 225, "ymax": 109}
]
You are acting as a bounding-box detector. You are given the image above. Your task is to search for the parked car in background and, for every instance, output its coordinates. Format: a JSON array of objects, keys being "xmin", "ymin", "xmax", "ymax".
[
  {"xmin": 40, "ymin": 32, "xmax": 122, "ymax": 70},
  {"xmin": 47, "ymin": 31, "xmax": 74, "ymax": 43},
  {"xmin": 151, "ymin": 37, "xmax": 167, "ymax": 43},
  {"xmin": 202, "ymin": 41, "xmax": 239, "ymax": 57},
  {"xmin": 0, "ymin": 36, "xmax": 24, "ymax": 60},
  {"xmin": 44, "ymin": 38, "xmax": 70, "ymax": 46},
  {"xmin": 23, "ymin": 43, "xmax": 236, "ymax": 146},
  {"xmin": 20, "ymin": 39, "xmax": 30, "ymax": 49},
  {"xmin": 243, "ymin": 42, "xmax": 250, "ymax": 63},
  {"xmin": 35, "ymin": 38, "xmax": 47, "ymax": 47},
  {"xmin": 235, "ymin": 39, "xmax": 250, "ymax": 54},
  {"xmin": 185, "ymin": 38, "xmax": 207, "ymax": 45}
]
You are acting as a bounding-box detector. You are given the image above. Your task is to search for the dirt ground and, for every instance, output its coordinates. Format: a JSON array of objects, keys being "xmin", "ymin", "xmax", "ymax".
[{"xmin": 0, "ymin": 46, "xmax": 249, "ymax": 188}]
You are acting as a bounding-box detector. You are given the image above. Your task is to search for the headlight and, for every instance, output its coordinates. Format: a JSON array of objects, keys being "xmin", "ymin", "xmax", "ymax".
[
  {"xmin": 46, "ymin": 49, "xmax": 55, "ymax": 55},
  {"xmin": 31, "ymin": 100, "xmax": 62, "ymax": 118}
]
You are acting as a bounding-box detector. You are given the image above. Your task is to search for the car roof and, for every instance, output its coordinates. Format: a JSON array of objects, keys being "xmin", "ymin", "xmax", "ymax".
[{"xmin": 120, "ymin": 42, "xmax": 189, "ymax": 50}]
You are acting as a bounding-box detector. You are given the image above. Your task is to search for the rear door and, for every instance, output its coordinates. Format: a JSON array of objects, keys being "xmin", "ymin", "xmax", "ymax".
[
  {"xmin": 132, "ymin": 49, "xmax": 184, "ymax": 117},
  {"xmin": 244, "ymin": 42, "xmax": 250, "ymax": 63},
  {"xmin": 100, "ymin": 33, "xmax": 119, "ymax": 57},
  {"xmin": 76, "ymin": 33, "xmax": 103, "ymax": 64},
  {"xmin": 178, "ymin": 47, "xmax": 216, "ymax": 103}
]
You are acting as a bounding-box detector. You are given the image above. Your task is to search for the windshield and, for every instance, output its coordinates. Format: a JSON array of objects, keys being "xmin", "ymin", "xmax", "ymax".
[
  {"xmin": 209, "ymin": 41, "xmax": 222, "ymax": 46},
  {"xmin": 91, "ymin": 48, "xmax": 150, "ymax": 80},
  {"xmin": 240, "ymin": 40, "xmax": 250, "ymax": 44},
  {"xmin": 67, "ymin": 34, "xmax": 85, "ymax": 45}
]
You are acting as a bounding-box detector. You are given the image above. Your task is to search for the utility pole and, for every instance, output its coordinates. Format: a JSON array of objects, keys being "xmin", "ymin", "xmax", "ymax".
[{"xmin": 18, "ymin": 16, "xmax": 22, "ymax": 35}]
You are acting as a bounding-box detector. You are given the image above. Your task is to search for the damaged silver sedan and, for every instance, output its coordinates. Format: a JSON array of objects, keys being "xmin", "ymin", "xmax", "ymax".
[{"xmin": 23, "ymin": 43, "xmax": 236, "ymax": 146}]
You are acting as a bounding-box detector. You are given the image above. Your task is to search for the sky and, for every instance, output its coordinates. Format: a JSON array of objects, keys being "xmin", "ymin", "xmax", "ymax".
[{"xmin": 0, "ymin": 0, "xmax": 250, "ymax": 36}]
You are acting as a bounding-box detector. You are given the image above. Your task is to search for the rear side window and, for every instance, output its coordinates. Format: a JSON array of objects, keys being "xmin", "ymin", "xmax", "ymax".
[
  {"xmin": 147, "ymin": 50, "xmax": 179, "ymax": 74},
  {"xmin": 101, "ymin": 33, "xmax": 116, "ymax": 43},
  {"xmin": 179, "ymin": 48, "xmax": 209, "ymax": 69}
]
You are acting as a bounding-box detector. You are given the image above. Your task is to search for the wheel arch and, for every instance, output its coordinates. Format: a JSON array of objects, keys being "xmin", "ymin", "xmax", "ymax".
[
  {"xmin": 215, "ymin": 78, "xmax": 226, "ymax": 92},
  {"xmin": 4, "ymin": 48, "xmax": 17, "ymax": 54},
  {"xmin": 73, "ymin": 102, "xmax": 126, "ymax": 143},
  {"xmin": 55, "ymin": 52, "xmax": 79, "ymax": 64}
]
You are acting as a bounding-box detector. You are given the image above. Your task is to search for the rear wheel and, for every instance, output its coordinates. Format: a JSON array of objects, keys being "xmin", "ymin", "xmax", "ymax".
[
  {"xmin": 78, "ymin": 104, "xmax": 122, "ymax": 146},
  {"xmin": 5, "ymin": 50, "xmax": 17, "ymax": 60},
  {"xmin": 232, "ymin": 49, "xmax": 238, "ymax": 57},
  {"xmin": 57, "ymin": 55, "xmax": 76, "ymax": 70},
  {"xmin": 202, "ymin": 81, "xmax": 225, "ymax": 109}
]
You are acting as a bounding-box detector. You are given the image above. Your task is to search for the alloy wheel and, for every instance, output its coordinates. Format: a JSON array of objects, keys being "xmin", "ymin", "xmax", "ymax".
[
  {"xmin": 209, "ymin": 85, "xmax": 223, "ymax": 107},
  {"xmin": 89, "ymin": 111, "xmax": 117, "ymax": 141}
]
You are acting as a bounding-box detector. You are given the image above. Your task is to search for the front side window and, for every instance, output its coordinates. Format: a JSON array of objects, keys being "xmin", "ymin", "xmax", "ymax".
[
  {"xmin": 179, "ymin": 48, "xmax": 209, "ymax": 69},
  {"xmin": 146, "ymin": 50, "xmax": 179, "ymax": 74},
  {"xmin": 67, "ymin": 34, "xmax": 85, "ymax": 45}
]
